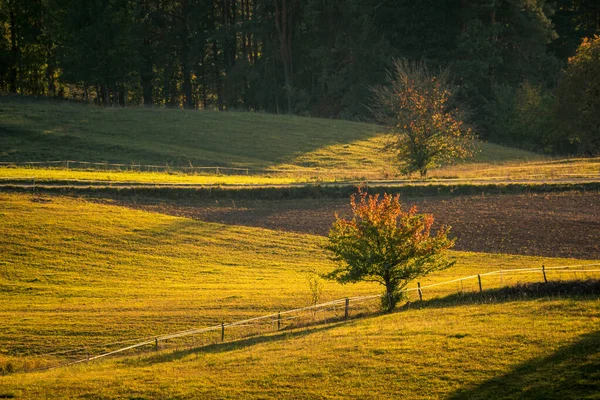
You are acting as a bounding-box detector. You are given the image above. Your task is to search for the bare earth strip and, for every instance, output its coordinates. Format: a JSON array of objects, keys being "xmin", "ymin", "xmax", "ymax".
[{"xmin": 112, "ymin": 191, "xmax": 600, "ymax": 260}]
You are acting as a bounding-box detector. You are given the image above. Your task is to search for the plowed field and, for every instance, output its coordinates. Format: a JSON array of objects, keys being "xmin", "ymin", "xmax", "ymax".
[{"xmin": 115, "ymin": 192, "xmax": 600, "ymax": 259}]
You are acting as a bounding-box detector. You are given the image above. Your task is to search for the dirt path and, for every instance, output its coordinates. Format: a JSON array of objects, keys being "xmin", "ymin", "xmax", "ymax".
[{"xmin": 116, "ymin": 192, "xmax": 600, "ymax": 260}]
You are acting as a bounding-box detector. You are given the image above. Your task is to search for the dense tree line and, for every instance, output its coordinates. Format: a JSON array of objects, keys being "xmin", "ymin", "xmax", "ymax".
[{"xmin": 1, "ymin": 0, "xmax": 598, "ymax": 153}]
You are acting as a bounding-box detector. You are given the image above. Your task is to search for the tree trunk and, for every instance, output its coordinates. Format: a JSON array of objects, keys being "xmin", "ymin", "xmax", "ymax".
[
  {"xmin": 9, "ymin": 6, "xmax": 18, "ymax": 93},
  {"xmin": 141, "ymin": 38, "xmax": 154, "ymax": 106},
  {"xmin": 103, "ymin": 86, "xmax": 110, "ymax": 106},
  {"xmin": 45, "ymin": 41, "xmax": 56, "ymax": 97},
  {"xmin": 197, "ymin": 50, "xmax": 207, "ymax": 109},
  {"xmin": 182, "ymin": 61, "xmax": 193, "ymax": 109},
  {"xmin": 383, "ymin": 278, "xmax": 395, "ymax": 312},
  {"xmin": 181, "ymin": 0, "xmax": 193, "ymax": 109},
  {"xmin": 273, "ymin": 0, "xmax": 295, "ymax": 113},
  {"xmin": 213, "ymin": 40, "xmax": 223, "ymax": 111},
  {"xmin": 141, "ymin": 72, "xmax": 153, "ymax": 106},
  {"xmin": 163, "ymin": 64, "xmax": 171, "ymax": 106}
]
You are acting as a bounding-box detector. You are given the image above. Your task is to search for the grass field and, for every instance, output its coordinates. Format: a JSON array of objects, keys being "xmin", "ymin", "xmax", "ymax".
[
  {"xmin": 1, "ymin": 192, "xmax": 599, "ymax": 398},
  {"xmin": 1, "ymin": 290, "xmax": 598, "ymax": 399},
  {"xmin": 1, "ymin": 156, "xmax": 598, "ymax": 187},
  {"xmin": 1, "ymin": 97, "xmax": 598, "ymax": 399},
  {"xmin": 0, "ymin": 167, "xmax": 311, "ymax": 185},
  {"xmin": 0, "ymin": 96, "xmax": 553, "ymax": 181}
]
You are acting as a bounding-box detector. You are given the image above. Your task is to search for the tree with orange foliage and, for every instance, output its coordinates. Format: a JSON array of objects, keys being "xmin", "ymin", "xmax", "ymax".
[
  {"xmin": 324, "ymin": 188, "xmax": 455, "ymax": 311},
  {"xmin": 371, "ymin": 58, "xmax": 475, "ymax": 177}
]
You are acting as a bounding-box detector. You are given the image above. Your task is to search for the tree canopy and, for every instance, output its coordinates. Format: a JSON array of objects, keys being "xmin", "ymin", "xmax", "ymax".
[
  {"xmin": 371, "ymin": 59, "xmax": 474, "ymax": 176},
  {"xmin": 555, "ymin": 35, "xmax": 600, "ymax": 155},
  {"xmin": 1, "ymin": 0, "xmax": 598, "ymax": 154},
  {"xmin": 324, "ymin": 188, "xmax": 455, "ymax": 311}
]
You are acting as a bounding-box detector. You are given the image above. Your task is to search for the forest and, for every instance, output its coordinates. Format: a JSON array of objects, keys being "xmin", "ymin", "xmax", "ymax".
[{"xmin": 1, "ymin": 0, "xmax": 599, "ymax": 153}]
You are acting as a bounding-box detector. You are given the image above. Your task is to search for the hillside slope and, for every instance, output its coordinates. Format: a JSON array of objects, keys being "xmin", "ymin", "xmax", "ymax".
[
  {"xmin": 2, "ymin": 296, "xmax": 598, "ymax": 399},
  {"xmin": 0, "ymin": 97, "xmax": 542, "ymax": 173},
  {"xmin": 1, "ymin": 193, "xmax": 596, "ymax": 363}
]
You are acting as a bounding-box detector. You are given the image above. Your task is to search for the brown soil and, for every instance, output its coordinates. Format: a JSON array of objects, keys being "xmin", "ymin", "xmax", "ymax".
[{"xmin": 114, "ymin": 192, "xmax": 600, "ymax": 260}]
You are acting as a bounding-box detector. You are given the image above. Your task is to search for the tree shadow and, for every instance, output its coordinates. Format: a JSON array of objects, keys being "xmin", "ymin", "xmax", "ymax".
[
  {"xmin": 400, "ymin": 280, "xmax": 600, "ymax": 312},
  {"xmin": 447, "ymin": 330, "xmax": 600, "ymax": 400},
  {"xmin": 126, "ymin": 321, "xmax": 353, "ymax": 367},
  {"xmin": 1, "ymin": 97, "xmax": 382, "ymax": 166}
]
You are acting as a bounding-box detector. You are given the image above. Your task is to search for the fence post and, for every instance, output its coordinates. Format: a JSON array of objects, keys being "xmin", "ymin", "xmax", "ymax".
[
  {"xmin": 155, "ymin": 338, "xmax": 158, "ymax": 351},
  {"xmin": 66, "ymin": 160, "xmax": 70, "ymax": 169},
  {"xmin": 344, "ymin": 298, "xmax": 349, "ymax": 320},
  {"xmin": 478, "ymin": 275, "xmax": 483, "ymax": 292},
  {"xmin": 221, "ymin": 323, "xmax": 225, "ymax": 342},
  {"xmin": 542, "ymin": 265, "xmax": 548, "ymax": 284},
  {"xmin": 417, "ymin": 282, "xmax": 423, "ymax": 301},
  {"xmin": 277, "ymin": 312, "xmax": 281, "ymax": 330},
  {"xmin": 216, "ymin": 167, "xmax": 220, "ymax": 175}
]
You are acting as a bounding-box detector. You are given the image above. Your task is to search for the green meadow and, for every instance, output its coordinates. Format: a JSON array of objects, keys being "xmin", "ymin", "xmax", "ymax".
[{"xmin": 0, "ymin": 97, "xmax": 560, "ymax": 183}]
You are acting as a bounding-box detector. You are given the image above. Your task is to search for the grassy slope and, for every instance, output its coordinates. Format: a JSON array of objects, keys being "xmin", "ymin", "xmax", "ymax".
[
  {"xmin": 0, "ymin": 97, "xmax": 388, "ymax": 168},
  {"xmin": 1, "ymin": 192, "xmax": 599, "ymax": 398},
  {"xmin": 1, "ymin": 157, "xmax": 598, "ymax": 186},
  {"xmin": 0, "ymin": 97, "xmax": 542, "ymax": 175},
  {"xmin": 0, "ymin": 167, "xmax": 312, "ymax": 185},
  {"xmin": 2, "ymin": 297, "xmax": 599, "ymax": 399}
]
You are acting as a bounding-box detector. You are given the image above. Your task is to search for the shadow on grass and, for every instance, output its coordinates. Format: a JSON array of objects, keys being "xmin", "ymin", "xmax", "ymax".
[
  {"xmin": 447, "ymin": 330, "xmax": 600, "ymax": 400},
  {"xmin": 400, "ymin": 279, "xmax": 600, "ymax": 312},
  {"xmin": 126, "ymin": 320, "xmax": 354, "ymax": 367},
  {"xmin": 120, "ymin": 280, "xmax": 598, "ymax": 369}
]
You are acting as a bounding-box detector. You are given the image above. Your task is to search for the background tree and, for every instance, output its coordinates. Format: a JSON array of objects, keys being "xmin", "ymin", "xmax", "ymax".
[
  {"xmin": 371, "ymin": 58, "xmax": 475, "ymax": 177},
  {"xmin": 2, "ymin": 0, "xmax": 599, "ymax": 155},
  {"xmin": 324, "ymin": 188, "xmax": 455, "ymax": 312},
  {"xmin": 555, "ymin": 35, "xmax": 600, "ymax": 155},
  {"xmin": 485, "ymin": 82, "xmax": 556, "ymax": 152}
]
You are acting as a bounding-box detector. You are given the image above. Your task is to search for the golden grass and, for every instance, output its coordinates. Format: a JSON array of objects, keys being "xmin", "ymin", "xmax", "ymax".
[
  {"xmin": 0, "ymin": 167, "xmax": 310, "ymax": 185},
  {"xmin": 1, "ymin": 192, "xmax": 597, "ymax": 365},
  {"xmin": 1, "ymin": 155, "xmax": 598, "ymax": 188},
  {"xmin": 0, "ymin": 192, "xmax": 598, "ymax": 398},
  {"xmin": 431, "ymin": 156, "xmax": 600, "ymax": 180},
  {"xmin": 1, "ymin": 298, "xmax": 598, "ymax": 399}
]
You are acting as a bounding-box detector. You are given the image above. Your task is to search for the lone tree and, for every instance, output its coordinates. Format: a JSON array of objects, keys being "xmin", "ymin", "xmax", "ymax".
[
  {"xmin": 371, "ymin": 58, "xmax": 475, "ymax": 177},
  {"xmin": 324, "ymin": 188, "xmax": 455, "ymax": 312}
]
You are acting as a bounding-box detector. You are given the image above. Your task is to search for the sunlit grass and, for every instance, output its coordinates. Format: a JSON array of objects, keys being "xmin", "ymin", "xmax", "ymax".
[
  {"xmin": 0, "ymin": 192, "xmax": 598, "ymax": 398},
  {"xmin": 431, "ymin": 156, "xmax": 600, "ymax": 180},
  {"xmin": 1, "ymin": 155, "xmax": 597, "ymax": 187},
  {"xmin": 0, "ymin": 167, "xmax": 310, "ymax": 185},
  {"xmin": 1, "ymin": 297, "xmax": 598, "ymax": 399},
  {"xmin": 1, "ymin": 192, "xmax": 597, "ymax": 367}
]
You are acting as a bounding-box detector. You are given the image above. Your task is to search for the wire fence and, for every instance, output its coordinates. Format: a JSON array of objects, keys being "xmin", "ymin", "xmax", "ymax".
[
  {"xmin": 0, "ymin": 160, "xmax": 369, "ymax": 178},
  {"xmin": 1, "ymin": 160, "xmax": 599, "ymax": 182},
  {"xmin": 7, "ymin": 263, "xmax": 600, "ymax": 374}
]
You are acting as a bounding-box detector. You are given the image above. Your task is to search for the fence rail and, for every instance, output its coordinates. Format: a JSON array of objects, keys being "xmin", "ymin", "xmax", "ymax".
[
  {"xmin": 13, "ymin": 263, "xmax": 600, "ymax": 373},
  {"xmin": 0, "ymin": 160, "xmax": 365, "ymax": 177},
  {"xmin": 1, "ymin": 160, "xmax": 599, "ymax": 181}
]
